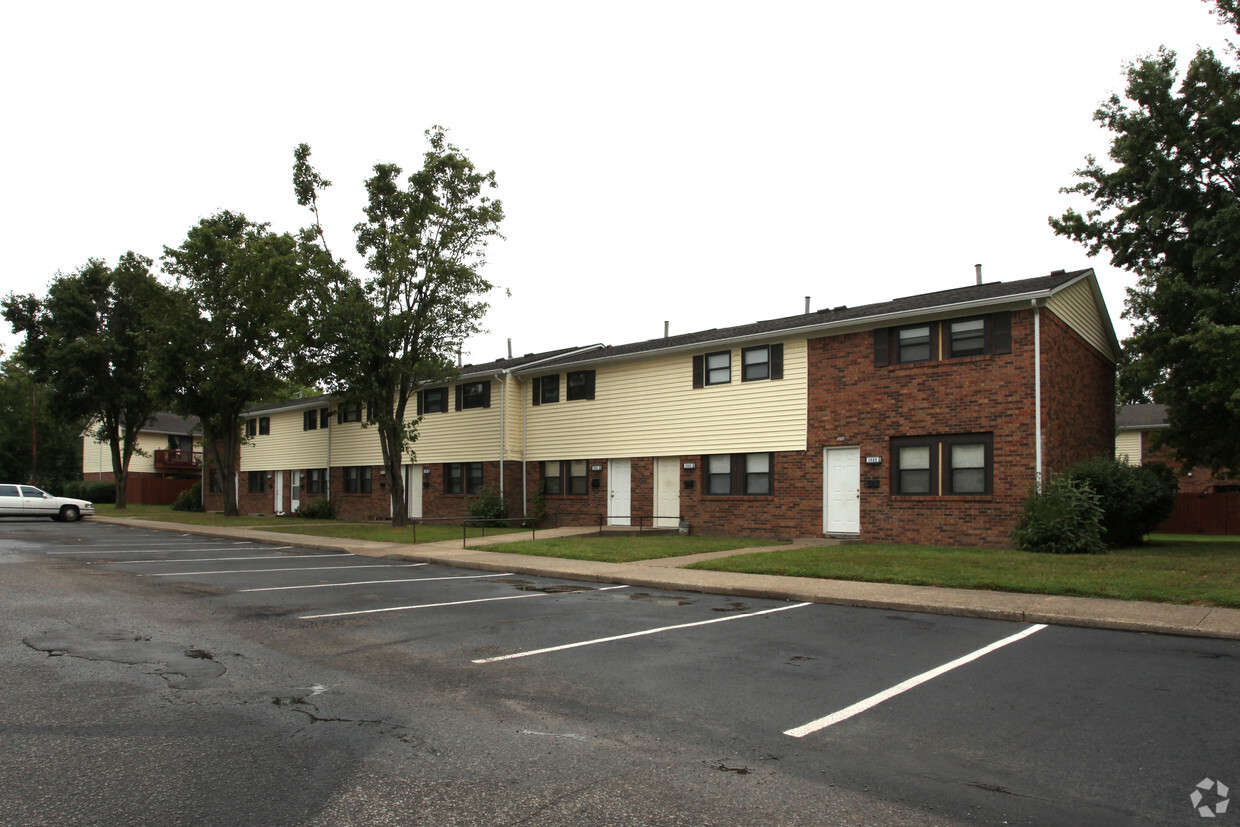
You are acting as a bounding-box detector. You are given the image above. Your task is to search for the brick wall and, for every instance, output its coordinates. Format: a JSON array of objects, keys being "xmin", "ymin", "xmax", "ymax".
[{"xmin": 1039, "ymin": 311, "xmax": 1116, "ymax": 474}]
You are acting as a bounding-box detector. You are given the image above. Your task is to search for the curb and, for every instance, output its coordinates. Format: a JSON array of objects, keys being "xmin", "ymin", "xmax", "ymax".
[{"xmin": 89, "ymin": 517, "xmax": 1240, "ymax": 640}]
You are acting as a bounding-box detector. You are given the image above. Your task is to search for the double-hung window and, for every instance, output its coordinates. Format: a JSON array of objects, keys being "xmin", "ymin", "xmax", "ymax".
[
  {"xmin": 897, "ymin": 326, "xmax": 933, "ymax": 363},
  {"xmin": 891, "ymin": 434, "xmax": 992, "ymax": 496},
  {"xmin": 446, "ymin": 462, "xmax": 483, "ymax": 495},
  {"xmin": 339, "ymin": 402, "xmax": 362, "ymax": 423},
  {"xmin": 948, "ymin": 318, "xmax": 987, "ymax": 357},
  {"xmin": 245, "ymin": 418, "xmax": 258, "ymax": 437},
  {"xmin": 693, "ymin": 351, "xmax": 732, "ymax": 387},
  {"xmin": 704, "ymin": 453, "xmax": 774, "ymax": 495},
  {"xmin": 534, "ymin": 375, "xmax": 560, "ymax": 405},
  {"xmin": 343, "ymin": 466, "xmax": 372, "ymax": 494},
  {"xmin": 303, "ymin": 410, "xmax": 318, "ymax": 431},
  {"xmin": 741, "ymin": 344, "xmax": 784, "ymax": 382},
  {"xmin": 456, "ymin": 382, "xmax": 491, "ymax": 410},
  {"xmin": 543, "ymin": 460, "xmax": 588, "ymax": 495},
  {"xmin": 875, "ymin": 313, "xmax": 1011, "ymax": 366},
  {"xmin": 566, "ymin": 370, "xmax": 596, "ymax": 400},
  {"xmin": 418, "ymin": 387, "xmax": 448, "ymax": 414},
  {"xmin": 247, "ymin": 471, "xmax": 267, "ymax": 494},
  {"xmin": 305, "ymin": 468, "xmax": 328, "ymax": 495}
]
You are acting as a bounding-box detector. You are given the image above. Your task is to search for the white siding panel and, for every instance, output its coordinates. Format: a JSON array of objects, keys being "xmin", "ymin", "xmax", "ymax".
[{"xmin": 525, "ymin": 340, "xmax": 808, "ymax": 459}]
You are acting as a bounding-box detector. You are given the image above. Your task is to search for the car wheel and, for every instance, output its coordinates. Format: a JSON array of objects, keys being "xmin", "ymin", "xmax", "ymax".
[{"xmin": 60, "ymin": 505, "xmax": 80, "ymax": 522}]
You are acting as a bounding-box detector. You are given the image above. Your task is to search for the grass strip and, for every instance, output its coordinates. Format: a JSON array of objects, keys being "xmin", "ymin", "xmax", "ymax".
[
  {"xmin": 687, "ymin": 537, "xmax": 1240, "ymax": 607},
  {"xmin": 480, "ymin": 535, "xmax": 776, "ymax": 564}
]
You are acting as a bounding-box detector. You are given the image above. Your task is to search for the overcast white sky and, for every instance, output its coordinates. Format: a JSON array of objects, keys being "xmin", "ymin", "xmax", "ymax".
[{"xmin": 2, "ymin": 1, "xmax": 1233, "ymax": 366}]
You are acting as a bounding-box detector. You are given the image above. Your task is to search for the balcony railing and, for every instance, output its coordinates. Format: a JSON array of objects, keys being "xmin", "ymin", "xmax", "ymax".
[{"xmin": 153, "ymin": 449, "xmax": 202, "ymax": 470}]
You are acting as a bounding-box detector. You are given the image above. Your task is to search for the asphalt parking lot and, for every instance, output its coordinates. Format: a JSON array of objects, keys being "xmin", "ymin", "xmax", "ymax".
[{"xmin": 4, "ymin": 518, "xmax": 1238, "ymax": 825}]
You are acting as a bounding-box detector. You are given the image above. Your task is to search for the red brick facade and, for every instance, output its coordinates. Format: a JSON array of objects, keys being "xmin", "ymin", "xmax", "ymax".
[{"xmin": 203, "ymin": 284, "xmax": 1116, "ymax": 548}]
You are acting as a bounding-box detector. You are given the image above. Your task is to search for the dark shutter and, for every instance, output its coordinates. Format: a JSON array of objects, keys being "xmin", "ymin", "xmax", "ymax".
[
  {"xmin": 416, "ymin": 390, "xmax": 424, "ymax": 416},
  {"xmin": 455, "ymin": 385, "xmax": 463, "ymax": 411},
  {"xmin": 584, "ymin": 370, "xmax": 596, "ymax": 400},
  {"xmin": 692, "ymin": 354, "xmax": 705, "ymax": 388},
  {"xmin": 992, "ymin": 312, "xmax": 1012, "ymax": 354},
  {"xmin": 482, "ymin": 381, "xmax": 492, "ymax": 408},
  {"xmin": 874, "ymin": 329, "xmax": 889, "ymax": 367},
  {"xmin": 770, "ymin": 344, "xmax": 784, "ymax": 380},
  {"xmin": 532, "ymin": 377, "xmax": 542, "ymax": 406}
]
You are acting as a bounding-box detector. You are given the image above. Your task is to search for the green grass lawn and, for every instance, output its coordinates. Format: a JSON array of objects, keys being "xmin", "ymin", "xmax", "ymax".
[
  {"xmin": 480, "ymin": 535, "xmax": 776, "ymax": 563},
  {"xmin": 687, "ymin": 535, "xmax": 1240, "ymax": 607},
  {"xmin": 90, "ymin": 504, "xmax": 525, "ymax": 544}
]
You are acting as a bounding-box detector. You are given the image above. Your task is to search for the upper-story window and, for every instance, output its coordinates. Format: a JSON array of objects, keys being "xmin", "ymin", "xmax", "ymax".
[
  {"xmin": 741, "ymin": 344, "xmax": 784, "ymax": 382},
  {"xmin": 875, "ymin": 313, "xmax": 1011, "ymax": 367},
  {"xmin": 417, "ymin": 387, "xmax": 448, "ymax": 415},
  {"xmin": 948, "ymin": 318, "xmax": 987, "ymax": 357},
  {"xmin": 339, "ymin": 402, "xmax": 363, "ymax": 423},
  {"xmin": 566, "ymin": 370, "xmax": 596, "ymax": 400},
  {"xmin": 456, "ymin": 381, "xmax": 491, "ymax": 410},
  {"xmin": 246, "ymin": 417, "xmax": 270, "ymax": 437},
  {"xmin": 535, "ymin": 374, "xmax": 559, "ymax": 405},
  {"xmin": 692, "ymin": 350, "xmax": 731, "ymax": 387}
]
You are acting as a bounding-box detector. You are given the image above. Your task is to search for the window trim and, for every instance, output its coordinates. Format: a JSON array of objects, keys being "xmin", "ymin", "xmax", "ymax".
[
  {"xmin": 456, "ymin": 381, "xmax": 491, "ymax": 410},
  {"xmin": 445, "ymin": 462, "xmax": 484, "ymax": 495},
  {"xmin": 542, "ymin": 460, "xmax": 589, "ymax": 496},
  {"xmin": 305, "ymin": 468, "xmax": 328, "ymax": 495},
  {"xmin": 343, "ymin": 465, "xmax": 372, "ymax": 495},
  {"xmin": 566, "ymin": 370, "xmax": 596, "ymax": 401},
  {"xmin": 247, "ymin": 470, "xmax": 267, "ymax": 494},
  {"xmin": 533, "ymin": 374, "xmax": 560, "ymax": 405},
  {"xmin": 891, "ymin": 434, "xmax": 993, "ymax": 496},
  {"xmin": 418, "ymin": 387, "xmax": 448, "ymax": 415},
  {"xmin": 702, "ymin": 452, "xmax": 775, "ymax": 496}
]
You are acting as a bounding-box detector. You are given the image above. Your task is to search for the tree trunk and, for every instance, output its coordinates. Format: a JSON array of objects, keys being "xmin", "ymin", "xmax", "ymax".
[
  {"xmin": 107, "ymin": 423, "xmax": 129, "ymax": 510},
  {"xmin": 378, "ymin": 420, "xmax": 407, "ymax": 527}
]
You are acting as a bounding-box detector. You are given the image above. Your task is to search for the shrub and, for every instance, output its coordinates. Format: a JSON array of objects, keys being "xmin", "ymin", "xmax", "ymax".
[
  {"xmin": 63, "ymin": 480, "xmax": 117, "ymax": 504},
  {"xmin": 466, "ymin": 484, "xmax": 508, "ymax": 527},
  {"xmin": 1065, "ymin": 456, "xmax": 1178, "ymax": 547},
  {"xmin": 171, "ymin": 482, "xmax": 204, "ymax": 512},
  {"xmin": 296, "ymin": 496, "xmax": 336, "ymax": 520},
  {"xmin": 1011, "ymin": 474, "xmax": 1106, "ymax": 554}
]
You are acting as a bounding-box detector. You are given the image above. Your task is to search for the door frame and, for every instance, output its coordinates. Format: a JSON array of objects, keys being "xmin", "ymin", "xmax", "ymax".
[
  {"xmin": 608, "ymin": 459, "xmax": 631, "ymax": 526},
  {"xmin": 823, "ymin": 446, "xmax": 861, "ymax": 535},
  {"xmin": 653, "ymin": 457, "xmax": 680, "ymax": 528}
]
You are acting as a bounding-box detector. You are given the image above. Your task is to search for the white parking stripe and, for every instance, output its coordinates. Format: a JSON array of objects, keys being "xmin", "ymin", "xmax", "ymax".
[
  {"xmin": 142, "ymin": 563, "xmax": 426, "ymax": 577},
  {"xmin": 473, "ymin": 602, "xmax": 813, "ymax": 664},
  {"xmin": 239, "ymin": 572, "xmax": 515, "ymax": 592},
  {"xmin": 300, "ymin": 585, "xmax": 630, "ymax": 619},
  {"xmin": 783, "ymin": 623, "xmax": 1049, "ymax": 738},
  {"xmin": 110, "ymin": 554, "xmax": 344, "ymax": 565},
  {"xmin": 48, "ymin": 546, "xmax": 298, "ymax": 556}
]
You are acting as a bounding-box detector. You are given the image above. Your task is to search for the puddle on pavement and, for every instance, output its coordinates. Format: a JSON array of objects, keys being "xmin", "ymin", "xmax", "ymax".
[
  {"xmin": 711, "ymin": 601, "xmax": 749, "ymax": 613},
  {"xmin": 627, "ymin": 592, "xmax": 695, "ymax": 607},
  {"xmin": 497, "ymin": 578, "xmax": 591, "ymax": 595}
]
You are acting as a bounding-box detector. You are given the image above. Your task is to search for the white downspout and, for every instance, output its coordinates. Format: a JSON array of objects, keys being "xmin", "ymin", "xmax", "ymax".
[
  {"xmin": 495, "ymin": 373, "xmax": 506, "ymax": 502},
  {"xmin": 1032, "ymin": 300, "xmax": 1043, "ymax": 490}
]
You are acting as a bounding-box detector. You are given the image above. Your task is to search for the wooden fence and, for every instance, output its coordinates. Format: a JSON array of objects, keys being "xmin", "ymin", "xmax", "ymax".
[
  {"xmin": 1156, "ymin": 492, "xmax": 1240, "ymax": 535},
  {"xmin": 126, "ymin": 476, "xmax": 197, "ymax": 506}
]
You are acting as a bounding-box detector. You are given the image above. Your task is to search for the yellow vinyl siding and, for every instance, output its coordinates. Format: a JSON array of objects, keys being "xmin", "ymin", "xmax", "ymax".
[
  {"xmin": 409, "ymin": 379, "xmax": 505, "ymax": 463},
  {"xmin": 82, "ymin": 430, "xmax": 199, "ymax": 475},
  {"xmin": 241, "ymin": 408, "xmax": 335, "ymax": 470},
  {"xmin": 1046, "ymin": 279, "xmax": 1112, "ymax": 358},
  {"xmin": 1115, "ymin": 431, "xmax": 1142, "ymax": 464},
  {"xmin": 525, "ymin": 340, "xmax": 808, "ymax": 459}
]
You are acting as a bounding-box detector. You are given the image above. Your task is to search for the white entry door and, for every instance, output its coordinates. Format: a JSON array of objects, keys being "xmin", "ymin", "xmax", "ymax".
[
  {"xmin": 608, "ymin": 459, "xmax": 631, "ymax": 526},
  {"xmin": 823, "ymin": 447, "xmax": 861, "ymax": 534},
  {"xmin": 402, "ymin": 464, "xmax": 423, "ymax": 519},
  {"xmin": 274, "ymin": 472, "xmax": 284, "ymax": 515},
  {"xmin": 290, "ymin": 471, "xmax": 301, "ymax": 513},
  {"xmin": 653, "ymin": 457, "xmax": 680, "ymax": 528}
]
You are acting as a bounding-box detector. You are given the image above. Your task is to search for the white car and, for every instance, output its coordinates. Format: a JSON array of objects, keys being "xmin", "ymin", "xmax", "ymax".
[{"xmin": 0, "ymin": 484, "xmax": 94, "ymax": 522}]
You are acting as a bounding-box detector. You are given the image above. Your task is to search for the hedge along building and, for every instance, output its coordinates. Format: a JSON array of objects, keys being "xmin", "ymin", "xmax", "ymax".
[{"xmin": 208, "ymin": 268, "xmax": 1119, "ymax": 546}]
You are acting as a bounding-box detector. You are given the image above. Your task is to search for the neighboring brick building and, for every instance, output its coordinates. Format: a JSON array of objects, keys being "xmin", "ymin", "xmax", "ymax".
[
  {"xmin": 82, "ymin": 413, "xmax": 201, "ymax": 505},
  {"xmin": 1115, "ymin": 403, "xmax": 1236, "ymax": 493},
  {"xmin": 205, "ymin": 269, "xmax": 1119, "ymax": 547}
]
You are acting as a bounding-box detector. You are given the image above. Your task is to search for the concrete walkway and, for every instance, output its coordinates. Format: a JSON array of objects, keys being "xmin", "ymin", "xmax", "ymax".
[{"xmin": 92, "ymin": 518, "xmax": 1240, "ymax": 641}]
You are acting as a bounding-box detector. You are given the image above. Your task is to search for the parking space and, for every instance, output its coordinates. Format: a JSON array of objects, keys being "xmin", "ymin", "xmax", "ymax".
[{"xmin": 7, "ymin": 519, "xmax": 1238, "ymax": 823}]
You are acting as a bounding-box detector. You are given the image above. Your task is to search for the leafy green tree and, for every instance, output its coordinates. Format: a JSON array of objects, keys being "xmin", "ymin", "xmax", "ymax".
[
  {"xmin": 2, "ymin": 254, "xmax": 168, "ymax": 506},
  {"xmin": 1050, "ymin": 0, "xmax": 1240, "ymax": 476},
  {"xmin": 296, "ymin": 128, "xmax": 505, "ymax": 527},
  {"xmin": 0, "ymin": 352, "xmax": 89, "ymax": 493},
  {"xmin": 154, "ymin": 211, "xmax": 319, "ymax": 516}
]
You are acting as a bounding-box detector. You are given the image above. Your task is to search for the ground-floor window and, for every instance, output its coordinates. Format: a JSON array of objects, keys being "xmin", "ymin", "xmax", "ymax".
[
  {"xmin": 306, "ymin": 468, "xmax": 328, "ymax": 495},
  {"xmin": 208, "ymin": 469, "xmax": 222, "ymax": 493},
  {"xmin": 703, "ymin": 453, "xmax": 773, "ymax": 495},
  {"xmin": 543, "ymin": 460, "xmax": 588, "ymax": 495},
  {"xmin": 247, "ymin": 470, "xmax": 267, "ymax": 494},
  {"xmin": 445, "ymin": 462, "xmax": 483, "ymax": 495},
  {"xmin": 891, "ymin": 434, "xmax": 993, "ymax": 496},
  {"xmin": 343, "ymin": 466, "xmax": 372, "ymax": 494}
]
